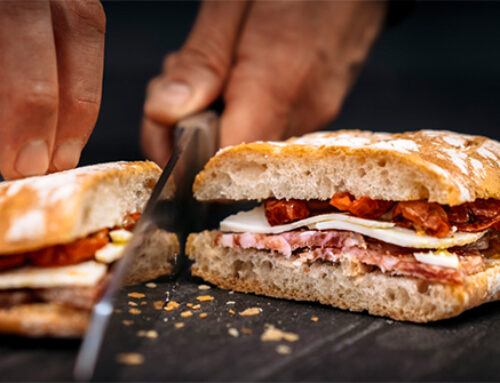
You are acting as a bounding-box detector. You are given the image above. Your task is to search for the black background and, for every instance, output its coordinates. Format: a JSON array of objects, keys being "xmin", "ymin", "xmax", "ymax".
[
  {"xmin": 2, "ymin": 1, "xmax": 500, "ymax": 381},
  {"xmin": 81, "ymin": 0, "xmax": 500, "ymax": 167}
]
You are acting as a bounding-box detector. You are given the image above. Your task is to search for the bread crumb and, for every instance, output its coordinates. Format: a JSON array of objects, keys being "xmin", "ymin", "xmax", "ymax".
[
  {"xmin": 192, "ymin": 304, "xmax": 201, "ymax": 310},
  {"xmin": 228, "ymin": 328, "xmax": 239, "ymax": 337},
  {"xmin": 128, "ymin": 301, "xmax": 138, "ymax": 307},
  {"xmin": 180, "ymin": 310, "xmax": 193, "ymax": 318},
  {"xmin": 174, "ymin": 323, "xmax": 185, "ymax": 329},
  {"xmin": 196, "ymin": 295, "xmax": 214, "ymax": 302},
  {"xmin": 186, "ymin": 303, "xmax": 193, "ymax": 308},
  {"xmin": 283, "ymin": 332, "xmax": 299, "ymax": 342},
  {"xmin": 226, "ymin": 301, "xmax": 236, "ymax": 305},
  {"xmin": 276, "ymin": 345, "xmax": 292, "ymax": 355},
  {"xmin": 140, "ymin": 301, "xmax": 147, "ymax": 306},
  {"xmin": 114, "ymin": 309, "xmax": 123, "ymax": 314},
  {"xmin": 198, "ymin": 284, "xmax": 211, "ymax": 290},
  {"xmin": 163, "ymin": 301, "xmax": 180, "ymax": 312},
  {"xmin": 228, "ymin": 309, "xmax": 235, "ymax": 315},
  {"xmin": 153, "ymin": 301, "xmax": 164, "ymax": 310},
  {"xmin": 116, "ymin": 353, "xmax": 144, "ymax": 366},
  {"xmin": 311, "ymin": 316, "xmax": 319, "ymax": 322},
  {"xmin": 228, "ymin": 290, "xmax": 234, "ymax": 294},
  {"xmin": 261, "ymin": 325, "xmax": 299, "ymax": 342},
  {"xmin": 128, "ymin": 292, "xmax": 145, "ymax": 299},
  {"xmin": 137, "ymin": 330, "xmax": 158, "ymax": 339},
  {"xmin": 145, "ymin": 282, "xmax": 157, "ymax": 288},
  {"xmin": 122, "ymin": 320, "xmax": 133, "ymax": 326},
  {"xmin": 129, "ymin": 308, "xmax": 141, "ymax": 315},
  {"xmin": 199, "ymin": 313, "xmax": 207, "ymax": 319},
  {"xmin": 242, "ymin": 328, "xmax": 252, "ymax": 335},
  {"xmin": 239, "ymin": 307, "xmax": 262, "ymax": 316}
]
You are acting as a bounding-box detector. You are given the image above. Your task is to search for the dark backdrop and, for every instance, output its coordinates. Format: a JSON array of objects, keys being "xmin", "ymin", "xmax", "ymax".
[{"xmin": 81, "ymin": 0, "xmax": 500, "ymax": 167}]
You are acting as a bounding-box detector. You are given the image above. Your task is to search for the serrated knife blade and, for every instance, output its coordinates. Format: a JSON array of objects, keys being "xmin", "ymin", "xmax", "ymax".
[{"xmin": 74, "ymin": 111, "xmax": 219, "ymax": 381}]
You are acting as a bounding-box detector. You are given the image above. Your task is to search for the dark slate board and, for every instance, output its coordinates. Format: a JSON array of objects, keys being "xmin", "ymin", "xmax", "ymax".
[{"xmin": 1, "ymin": 267, "xmax": 500, "ymax": 381}]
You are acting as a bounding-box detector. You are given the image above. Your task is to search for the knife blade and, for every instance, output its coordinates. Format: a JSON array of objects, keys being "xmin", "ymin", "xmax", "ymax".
[{"xmin": 74, "ymin": 111, "xmax": 219, "ymax": 381}]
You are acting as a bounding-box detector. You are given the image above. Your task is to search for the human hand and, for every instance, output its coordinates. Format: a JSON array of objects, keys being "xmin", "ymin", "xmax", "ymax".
[
  {"xmin": 142, "ymin": 0, "xmax": 386, "ymax": 166},
  {"xmin": 0, "ymin": 0, "xmax": 105, "ymax": 179}
]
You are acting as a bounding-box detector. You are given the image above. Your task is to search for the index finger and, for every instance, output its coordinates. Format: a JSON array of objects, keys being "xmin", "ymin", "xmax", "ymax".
[{"xmin": 0, "ymin": 0, "xmax": 59, "ymax": 179}]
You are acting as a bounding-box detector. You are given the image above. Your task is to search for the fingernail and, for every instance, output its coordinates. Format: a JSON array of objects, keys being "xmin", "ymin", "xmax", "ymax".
[
  {"xmin": 15, "ymin": 140, "xmax": 49, "ymax": 177},
  {"xmin": 157, "ymin": 82, "xmax": 191, "ymax": 107},
  {"xmin": 53, "ymin": 141, "xmax": 82, "ymax": 171}
]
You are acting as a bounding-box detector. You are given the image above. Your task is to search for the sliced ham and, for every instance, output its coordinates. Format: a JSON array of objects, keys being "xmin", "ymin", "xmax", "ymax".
[
  {"xmin": 215, "ymin": 230, "xmax": 365, "ymax": 258},
  {"xmin": 215, "ymin": 230, "xmax": 486, "ymax": 284}
]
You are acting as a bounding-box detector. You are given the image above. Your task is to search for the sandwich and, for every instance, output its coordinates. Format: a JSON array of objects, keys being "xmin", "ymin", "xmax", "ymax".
[
  {"xmin": 187, "ymin": 130, "xmax": 500, "ymax": 322},
  {"xmin": 0, "ymin": 161, "xmax": 178, "ymax": 336}
]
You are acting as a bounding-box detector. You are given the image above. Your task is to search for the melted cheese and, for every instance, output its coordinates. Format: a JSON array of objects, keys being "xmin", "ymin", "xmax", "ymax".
[
  {"xmin": 220, "ymin": 206, "xmax": 486, "ymax": 249},
  {"xmin": 109, "ymin": 229, "xmax": 133, "ymax": 243},
  {"xmin": 95, "ymin": 243, "xmax": 126, "ymax": 264},
  {"xmin": 96, "ymin": 229, "xmax": 132, "ymax": 263},
  {"xmin": 0, "ymin": 261, "xmax": 106, "ymax": 289},
  {"xmin": 414, "ymin": 250, "xmax": 459, "ymax": 268}
]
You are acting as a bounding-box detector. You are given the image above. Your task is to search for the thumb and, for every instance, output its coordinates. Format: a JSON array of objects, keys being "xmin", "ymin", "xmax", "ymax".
[{"xmin": 144, "ymin": 1, "xmax": 248, "ymax": 125}]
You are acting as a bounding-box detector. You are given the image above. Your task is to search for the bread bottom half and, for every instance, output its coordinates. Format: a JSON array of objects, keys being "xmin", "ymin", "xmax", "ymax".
[
  {"xmin": 0, "ymin": 229, "xmax": 179, "ymax": 337},
  {"xmin": 187, "ymin": 231, "xmax": 500, "ymax": 323}
]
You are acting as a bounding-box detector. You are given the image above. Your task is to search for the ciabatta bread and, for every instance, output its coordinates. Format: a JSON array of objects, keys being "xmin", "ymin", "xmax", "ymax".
[
  {"xmin": 189, "ymin": 130, "xmax": 500, "ymax": 323},
  {"xmin": 193, "ymin": 130, "xmax": 500, "ymax": 205},
  {"xmin": 0, "ymin": 161, "xmax": 169, "ymax": 255},
  {"xmin": 187, "ymin": 231, "xmax": 500, "ymax": 323},
  {"xmin": 0, "ymin": 161, "xmax": 178, "ymax": 337}
]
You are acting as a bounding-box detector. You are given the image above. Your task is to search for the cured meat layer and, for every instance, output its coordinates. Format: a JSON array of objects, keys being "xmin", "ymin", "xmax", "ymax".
[{"xmin": 215, "ymin": 230, "xmax": 485, "ymax": 284}]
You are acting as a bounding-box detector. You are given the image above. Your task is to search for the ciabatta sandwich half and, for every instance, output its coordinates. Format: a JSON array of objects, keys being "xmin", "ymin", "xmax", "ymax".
[
  {"xmin": 0, "ymin": 161, "xmax": 178, "ymax": 337},
  {"xmin": 187, "ymin": 130, "xmax": 500, "ymax": 322}
]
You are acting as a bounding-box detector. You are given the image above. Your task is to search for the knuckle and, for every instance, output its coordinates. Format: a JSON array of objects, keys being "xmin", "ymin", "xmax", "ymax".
[
  {"xmin": 21, "ymin": 81, "xmax": 59, "ymax": 113},
  {"xmin": 180, "ymin": 43, "xmax": 229, "ymax": 80},
  {"xmin": 69, "ymin": 96, "xmax": 101, "ymax": 119},
  {"xmin": 66, "ymin": 0, "xmax": 106, "ymax": 35}
]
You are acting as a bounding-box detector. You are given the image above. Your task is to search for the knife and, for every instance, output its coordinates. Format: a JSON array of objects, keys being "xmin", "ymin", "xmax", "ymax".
[{"xmin": 73, "ymin": 110, "xmax": 219, "ymax": 381}]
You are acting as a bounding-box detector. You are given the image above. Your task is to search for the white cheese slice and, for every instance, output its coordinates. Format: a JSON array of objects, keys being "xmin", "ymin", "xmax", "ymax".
[
  {"xmin": 414, "ymin": 250, "xmax": 459, "ymax": 268},
  {"xmin": 220, "ymin": 205, "xmax": 395, "ymax": 234},
  {"xmin": 95, "ymin": 243, "xmax": 126, "ymax": 264},
  {"xmin": 0, "ymin": 261, "xmax": 106, "ymax": 289},
  {"xmin": 220, "ymin": 206, "xmax": 486, "ymax": 249},
  {"xmin": 109, "ymin": 229, "xmax": 132, "ymax": 243}
]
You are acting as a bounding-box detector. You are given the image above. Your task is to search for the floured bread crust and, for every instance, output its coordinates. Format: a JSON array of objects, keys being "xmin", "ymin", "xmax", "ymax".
[
  {"xmin": 193, "ymin": 130, "xmax": 500, "ymax": 205},
  {"xmin": 187, "ymin": 231, "xmax": 500, "ymax": 322},
  {"xmin": 0, "ymin": 161, "xmax": 165, "ymax": 255}
]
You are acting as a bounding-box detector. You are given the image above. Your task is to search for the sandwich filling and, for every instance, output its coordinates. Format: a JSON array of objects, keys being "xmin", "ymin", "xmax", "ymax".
[
  {"xmin": 0, "ymin": 213, "xmax": 140, "ymax": 310},
  {"xmin": 217, "ymin": 194, "xmax": 500, "ymax": 285}
]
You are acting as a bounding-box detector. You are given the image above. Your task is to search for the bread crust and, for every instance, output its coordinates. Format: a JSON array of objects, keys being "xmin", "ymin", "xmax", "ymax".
[
  {"xmin": 0, "ymin": 303, "xmax": 89, "ymax": 337},
  {"xmin": 193, "ymin": 130, "xmax": 500, "ymax": 205},
  {"xmin": 187, "ymin": 231, "xmax": 500, "ymax": 322},
  {"xmin": 0, "ymin": 161, "xmax": 163, "ymax": 255}
]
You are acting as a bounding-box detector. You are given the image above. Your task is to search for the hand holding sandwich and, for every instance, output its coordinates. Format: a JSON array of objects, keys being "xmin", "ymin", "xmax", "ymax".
[
  {"xmin": 0, "ymin": 0, "xmax": 105, "ymax": 180},
  {"xmin": 142, "ymin": 0, "xmax": 386, "ymax": 166}
]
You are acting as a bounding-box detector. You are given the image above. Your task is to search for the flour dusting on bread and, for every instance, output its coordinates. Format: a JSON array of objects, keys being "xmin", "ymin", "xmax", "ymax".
[
  {"xmin": 6, "ymin": 210, "xmax": 46, "ymax": 242},
  {"xmin": 194, "ymin": 130, "xmax": 500, "ymax": 205}
]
